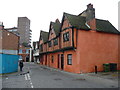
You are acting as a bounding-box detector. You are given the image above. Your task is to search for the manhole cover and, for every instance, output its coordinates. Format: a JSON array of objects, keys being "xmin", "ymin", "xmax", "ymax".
[
  {"xmin": 73, "ymin": 78, "xmax": 86, "ymax": 81},
  {"xmin": 54, "ymin": 78, "xmax": 62, "ymax": 80},
  {"xmin": 41, "ymin": 67, "xmax": 49, "ymax": 70},
  {"xmin": 102, "ymin": 73, "xmax": 109, "ymax": 75}
]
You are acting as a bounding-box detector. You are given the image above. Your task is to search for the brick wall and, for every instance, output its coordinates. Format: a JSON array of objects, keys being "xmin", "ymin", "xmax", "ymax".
[{"xmin": 0, "ymin": 29, "xmax": 19, "ymax": 50}]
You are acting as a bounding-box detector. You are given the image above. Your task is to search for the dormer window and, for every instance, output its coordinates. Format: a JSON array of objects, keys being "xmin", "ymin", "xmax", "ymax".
[
  {"xmin": 40, "ymin": 44, "xmax": 43, "ymax": 51},
  {"xmin": 48, "ymin": 41, "xmax": 52, "ymax": 47},
  {"xmin": 63, "ymin": 32, "xmax": 69, "ymax": 42},
  {"xmin": 53, "ymin": 38, "xmax": 58, "ymax": 46}
]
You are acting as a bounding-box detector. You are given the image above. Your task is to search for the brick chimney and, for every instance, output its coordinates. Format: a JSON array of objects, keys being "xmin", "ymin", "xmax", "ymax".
[
  {"xmin": 55, "ymin": 19, "xmax": 60, "ymax": 23},
  {"xmin": 0, "ymin": 22, "xmax": 4, "ymax": 30},
  {"xmin": 86, "ymin": 3, "xmax": 96, "ymax": 30}
]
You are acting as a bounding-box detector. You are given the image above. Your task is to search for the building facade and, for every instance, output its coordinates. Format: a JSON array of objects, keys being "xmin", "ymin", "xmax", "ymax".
[
  {"xmin": 18, "ymin": 44, "xmax": 30, "ymax": 62},
  {"xmin": 39, "ymin": 4, "xmax": 120, "ymax": 73},
  {"xmin": 33, "ymin": 41, "xmax": 39, "ymax": 63},
  {"xmin": 0, "ymin": 23, "xmax": 19, "ymax": 73},
  {"xmin": 17, "ymin": 17, "xmax": 32, "ymax": 45}
]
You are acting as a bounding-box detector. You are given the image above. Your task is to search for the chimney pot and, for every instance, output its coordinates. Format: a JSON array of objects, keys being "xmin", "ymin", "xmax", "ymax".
[{"xmin": 87, "ymin": 3, "xmax": 93, "ymax": 9}]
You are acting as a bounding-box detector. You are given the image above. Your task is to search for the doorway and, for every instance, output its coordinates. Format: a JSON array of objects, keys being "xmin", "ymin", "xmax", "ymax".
[
  {"xmin": 26, "ymin": 56, "xmax": 29, "ymax": 62},
  {"xmin": 45, "ymin": 55, "xmax": 47, "ymax": 65},
  {"xmin": 58, "ymin": 54, "xmax": 60, "ymax": 68},
  {"xmin": 61, "ymin": 54, "xmax": 64, "ymax": 70}
]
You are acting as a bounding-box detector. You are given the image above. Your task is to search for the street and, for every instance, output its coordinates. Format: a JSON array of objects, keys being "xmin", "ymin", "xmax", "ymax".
[{"xmin": 2, "ymin": 62, "xmax": 118, "ymax": 88}]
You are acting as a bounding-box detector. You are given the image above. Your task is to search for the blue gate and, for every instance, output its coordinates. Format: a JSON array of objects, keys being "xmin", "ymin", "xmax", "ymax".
[{"xmin": 0, "ymin": 54, "xmax": 19, "ymax": 74}]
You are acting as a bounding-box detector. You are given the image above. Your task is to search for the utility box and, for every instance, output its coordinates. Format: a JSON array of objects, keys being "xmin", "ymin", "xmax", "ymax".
[
  {"xmin": 103, "ymin": 63, "xmax": 110, "ymax": 72},
  {"xmin": 103, "ymin": 63, "xmax": 117, "ymax": 72},
  {"xmin": 109, "ymin": 63, "xmax": 117, "ymax": 71}
]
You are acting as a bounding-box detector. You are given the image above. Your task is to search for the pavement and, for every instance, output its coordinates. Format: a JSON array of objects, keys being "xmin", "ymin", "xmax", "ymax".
[
  {"xmin": 40, "ymin": 64, "xmax": 119, "ymax": 82},
  {"xmin": 85, "ymin": 71, "xmax": 118, "ymax": 81},
  {"xmin": 1, "ymin": 62, "xmax": 119, "ymax": 88}
]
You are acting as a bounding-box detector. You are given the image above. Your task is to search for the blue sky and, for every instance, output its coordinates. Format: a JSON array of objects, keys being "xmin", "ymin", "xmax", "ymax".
[{"xmin": 0, "ymin": 0, "xmax": 119, "ymax": 42}]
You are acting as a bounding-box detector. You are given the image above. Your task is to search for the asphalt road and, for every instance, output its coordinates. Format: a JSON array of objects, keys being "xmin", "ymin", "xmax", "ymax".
[{"xmin": 2, "ymin": 62, "xmax": 118, "ymax": 88}]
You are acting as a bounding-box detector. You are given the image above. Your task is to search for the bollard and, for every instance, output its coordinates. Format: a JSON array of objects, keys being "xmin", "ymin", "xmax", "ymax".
[{"xmin": 95, "ymin": 65, "xmax": 97, "ymax": 74}]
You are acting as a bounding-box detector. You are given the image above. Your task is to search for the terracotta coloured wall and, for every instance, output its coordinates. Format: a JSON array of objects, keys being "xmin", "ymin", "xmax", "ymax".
[
  {"xmin": 46, "ymin": 50, "xmax": 81, "ymax": 73},
  {"xmin": 63, "ymin": 50, "xmax": 81, "ymax": 73},
  {"xmin": 47, "ymin": 53, "xmax": 57, "ymax": 68},
  {"xmin": 42, "ymin": 54, "xmax": 47, "ymax": 65},
  {"xmin": 77, "ymin": 30, "xmax": 119, "ymax": 73}
]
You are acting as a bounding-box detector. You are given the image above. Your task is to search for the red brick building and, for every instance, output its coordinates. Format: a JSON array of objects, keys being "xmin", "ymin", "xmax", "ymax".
[
  {"xmin": 39, "ymin": 4, "xmax": 120, "ymax": 73},
  {"xmin": 0, "ymin": 23, "xmax": 20, "ymax": 73},
  {"xmin": 0, "ymin": 23, "xmax": 19, "ymax": 52}
]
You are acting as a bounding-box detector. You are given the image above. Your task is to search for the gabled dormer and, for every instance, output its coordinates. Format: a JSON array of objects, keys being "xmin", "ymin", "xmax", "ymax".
[
  {"xmin": 39, "ymin": 30, "xmax": 48, "ymax": 52},
  {"xmin": 48, "ymin": 19, "xmax": 61, "ymax": 40},
  {"xmin": 61, "ymin": 13, "xmax": 72, "ymax": 31},
  {"xmin": 61, "ymin": 12, "xmax": 90, "ymax": 31},
  {"xmin": 60, "ymin": 12, "xmax": 92, "ymax": 49},
  {"xmin": 48, "ymin": 22, "xmax": 56, "ymax": 41},
  {"xmin": 39, "ymin": 30, "xmax": 48, "ymax": 44},
  {"xmin": 60, "ymin": 13, "xmax": 76, "ymax": 49},
  {"xmin": 47, "ymin": 19, "xmax": 61, "ymax": 51}
]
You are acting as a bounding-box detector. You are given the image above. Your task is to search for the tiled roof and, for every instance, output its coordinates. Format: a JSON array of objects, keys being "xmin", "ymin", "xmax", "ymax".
[
  {"xmin": 64, "ymin": 13, "xmax": 90, "ymax": 30},
  {"xmin": 63, "ymin": 12, "xmax": 119, "ymax": 34},
  {"xmin": 96, "ymin": 19, "xmax": 119, "ymax": 34},
  {"xmin": 51, "ymin": 22, "xmax": 61, "ymax": 36},
  {"xmin": 41, "ymin": 31, "xmax": 49, "ymax": 43}
]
